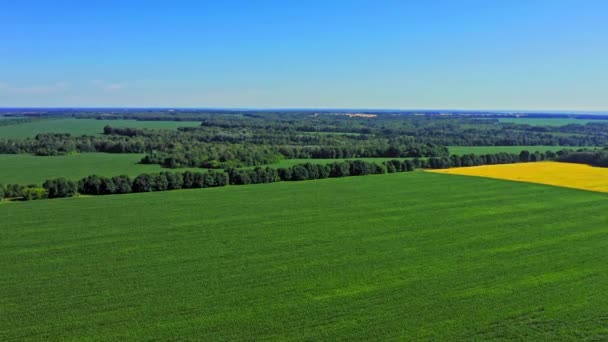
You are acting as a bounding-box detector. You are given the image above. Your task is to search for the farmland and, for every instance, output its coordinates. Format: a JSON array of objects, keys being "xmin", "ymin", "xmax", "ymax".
[
  {"xmin": 2, "ymin": 172, "xmax": 608, "ymax": 340},
  {"xmin": 0, "ymin": 153, "xmax": 201, "ymax": 185},
  {"xmin": 0, "ymin": 118, "xmax": 201, "ymax": 138},
  {"xmin": 429, "ymin": 161, "xmax": 608, "ymax": 193}
]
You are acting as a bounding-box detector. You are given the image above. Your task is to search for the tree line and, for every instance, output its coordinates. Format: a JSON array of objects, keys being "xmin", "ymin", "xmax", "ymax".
[
  {"xmin": 556, "ymin": 149, "xmax": 608, "ymax": 167},
  {"xmin": 422, "ymin": 150, "xmax": 557, "ymax": 169},
  {"xmin": 0, "ymin": 160, "xmax": 411, "ymax": 202},
  {"xmin": 226, "ymin": 159, "xmax": 416, "ymax": 185},
  {"xmin": 4, "ymin": 111, "xmax": 605, "ymax": 171},
  {"xmin": 0, "ymin": 170, "xmax": 229, "ymax": 201},
  {"xmin": 1, "ymin": 151, "xmax": 561, "ymax": 203}
]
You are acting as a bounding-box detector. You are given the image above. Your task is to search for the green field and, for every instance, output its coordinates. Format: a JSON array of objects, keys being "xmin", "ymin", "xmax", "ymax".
[
  {"xmin": 498, "ymin": 117, "xmax": 608, "ymax": 126},
  {"xmin": 0, "ymin": 118, "xmax": 201, "ymax": 138},
  {"xmin": 448, "ymin": 145, "xmax": 598, "ymax": 155},
  {"xmin": 2, "ymin": 172, "xmax": 608, "ymax": 340},
  {"xmin": 0, "ymin": 153, "xmax": 201, "ymax": 184}
]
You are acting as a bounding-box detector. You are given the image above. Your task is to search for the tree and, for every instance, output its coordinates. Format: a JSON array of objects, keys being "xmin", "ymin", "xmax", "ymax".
[
  {"xmin": 112, "ymin": 175, "xmax": 132, "ymax": 194},
  {"xmin": 153, "ymin": 173, "xmax": 169, "ymax": 191},
  {"xmin": 403, "ymin": 160, "xmax": 415, "ymax": 171},
  {"xmin": 278, "ymin": 167, "xmax": 293, "ymax": 181},
  {"xmin": 43, "ymin": 178, "xmax": 77, "ymax": 198},
  {"xmin": 291, "ymin": 165, "xmax": 309, "ymax": 181},
  {"xmin": 0, "ymin": 184, "xmax": 4, "ymax": 201},
  {"xmin": 99, "ymin": 177, "xmax": 117, "ymax": 194},
  {"xmin": 164, "ymin": 172, "xmax": 184, "ymax": 190},
  {"xmin": 21, "ymin": 186, "xmax": 47, "ymax": 200},
  {"xmin": 78, "ymin": 175, "xmax": 103, "ymax": 195},
  {"xmin": 182, "ymin": 171, "xmax": 195, "ymax": 188},
  {"xmin": 329, "ymin": 162, "xmax": 350, "ymax": 177},
  {"xmin": 132, "ymin": 174, "xmax": 155, "ymax": 192}
]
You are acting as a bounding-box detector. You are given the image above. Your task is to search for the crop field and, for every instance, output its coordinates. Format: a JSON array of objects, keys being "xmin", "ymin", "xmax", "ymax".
[
  {"xmin": 448, "ymin": 145, "xmax": 596, "ymax": 155},
  {"xmin": 0, "ymin": 118, "xmax": 201, "ymax": 138},
  {"xmin": 0, "ymin": 153, "xmax": 201, "ymax": 184},
  {"xmin": 429, "ymin": 161, "xmax": 608, "ymax": 193},
  {"xmin": 497, "ymin": 118, "xmax": 608, "ymax": 126},
  {"xmin": 2, "ymin": 172, "xmax": 608, "ymax": 340}
]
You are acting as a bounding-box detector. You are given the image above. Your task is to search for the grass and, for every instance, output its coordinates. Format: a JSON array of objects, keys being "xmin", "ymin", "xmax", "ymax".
[
  {"xmin": 2, "ymin": 172, "xmax": 608, "ymax": 340},
  {"xmin": 448, "ymin": 145, "xmax": 597, "ymax": 155},
  {"xmin": 0, "ymin": 118, "xmax": 201, "ymax": 138},
  {"xmin": 429, "ymin": 161, "xmax": 608, "ymax": 193},
  {"xmin": 0, "ymin": 153, "xmax": 202, "ymax": 184},
  {"xmin": 498, "ymin": 117, "xmax": 608, "ymax": 126}
]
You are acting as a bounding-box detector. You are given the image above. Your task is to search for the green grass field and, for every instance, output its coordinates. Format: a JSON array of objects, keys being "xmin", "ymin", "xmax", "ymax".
[
  {"xmin": 0, "ymin": 153, "xmax": 201, "ymax": 184},
  {"xmin": 498, "ymin": 117, "xmax": 608, "ymax": 126},
  {"xmin": 448, "ymin": 145, "xmax": 597, "ymax": 155},
  {"xmin": 0, "ymin": 118, "xmax": 201, "ymax": 138},
  {"xmin": 2, "ymin": 172, "xmax": 608, "ymax": 340}
]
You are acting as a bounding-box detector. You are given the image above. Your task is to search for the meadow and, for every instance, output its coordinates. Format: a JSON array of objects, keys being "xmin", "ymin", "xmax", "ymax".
[
  {"xmin": 497, "ymin": 117, "xmax": 608, "ymax": 126},
  {"xmin": 0, "ymin": 153, "xmax": 201, "ymax": 184},
  {"xmin": 2, "ymin": 172, "xmax": 608, "ymax": 340},
  {"xmin": 0, "ymin": 118, "xmax": 201, "ymax": 138},
  {"xmin": 429, "ymin": 161, "xmax": 608, "ymax": 193},
  {"xmin": 448, "ymin": 145, "xmax": 596, "ymax": 155}
]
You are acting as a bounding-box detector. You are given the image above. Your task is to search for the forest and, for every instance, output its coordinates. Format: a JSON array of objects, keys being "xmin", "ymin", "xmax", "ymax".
[
  {"xmin": 0, "ymin": 110, "xmax": 605, "ymax": 202},
  {"xmin": 0, "ymin": 111, "xmax": 605, "ymax": 169}
]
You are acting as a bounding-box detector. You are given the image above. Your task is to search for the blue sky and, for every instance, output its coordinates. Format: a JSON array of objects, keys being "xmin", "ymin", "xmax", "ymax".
[{"xmin": 1, "ymin": 0, "xmax": 607, "ymax": 110}]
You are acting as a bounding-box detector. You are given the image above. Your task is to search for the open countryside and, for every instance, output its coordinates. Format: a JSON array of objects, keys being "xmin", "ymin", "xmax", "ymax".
[
  {"xmin": 3, "ymin": 172, "xmax": 608, "ymax": 340},
  {"xmin": 3, "ymin": 1, "xmax": 608, "ymax": 340}
]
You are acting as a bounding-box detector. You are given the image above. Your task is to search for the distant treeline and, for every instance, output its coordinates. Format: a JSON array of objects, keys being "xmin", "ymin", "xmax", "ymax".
[
  {"xmin": 226, "ymin": 159, "xmax": 416, "ymax": 185},
  {"xmin": 1, "ymin": 152, "xmax": 561, "ymax": 202},
  {"xmin": 3, "ymin": 111, "xmax": 607, "ymax": 171},
  {"xmin": 557, "ymin": 149, "xmax": 608, "ymax": 167},
  {"xmin": 423, "ymin": 150, "xmax": 557, "ymax": 169},
  {"xmin": 1, "ymin": 160, "xmax": 407, "ymax": 202}
]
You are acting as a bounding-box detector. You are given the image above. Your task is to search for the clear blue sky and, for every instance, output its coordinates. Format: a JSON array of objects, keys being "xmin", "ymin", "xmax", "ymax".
[{"xmin": 1, "ymin": 0, "xmax": 607, "ymax": 110}]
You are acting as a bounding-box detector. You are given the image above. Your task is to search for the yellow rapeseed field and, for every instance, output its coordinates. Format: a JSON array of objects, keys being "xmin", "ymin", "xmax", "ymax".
[{"xmin": 429, "ymin": 161, "xmax": 608, "ymax": 193}]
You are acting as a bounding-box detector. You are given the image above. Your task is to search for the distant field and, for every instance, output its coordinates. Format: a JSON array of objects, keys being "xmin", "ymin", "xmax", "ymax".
[
  {"xmin": 0, "ymin": 153, "xmax": 202, "ymax": 184},
  {"xmin": 448, "ymin": 145, "xmax": 597, "ymax": 155},
  {"xmin": 498, "ymin": 117, "xmax": 608, "ymax": 126},
  {"xmin": 429, "ymin": 161, "xmax": 608, "ymax": 193},
  {"xmin": 0, "ymin": 118, "xmax": 201, "ymax": 138},
  {"xmin": 2, "ymin": 172, "xmax": 608, "ymax": 339}
]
